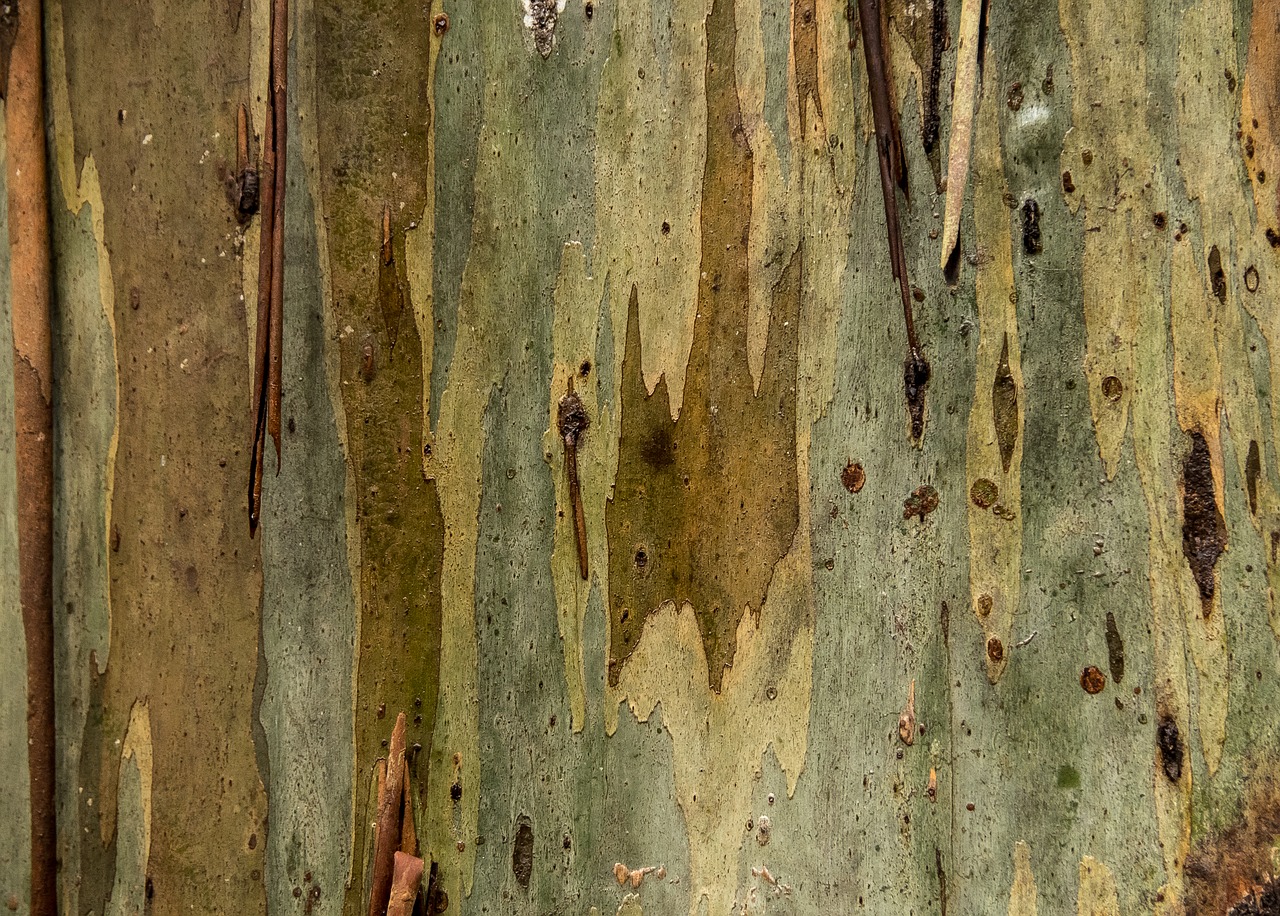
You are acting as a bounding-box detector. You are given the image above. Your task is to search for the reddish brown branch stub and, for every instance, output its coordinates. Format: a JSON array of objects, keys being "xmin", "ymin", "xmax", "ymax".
[
  {"xmin": 856, "ymin": 0, "xmax": 930, "ymax": 441},
  {"xmin": 558, "ymin": 379, "xmax": 590, "ymax": 580}
]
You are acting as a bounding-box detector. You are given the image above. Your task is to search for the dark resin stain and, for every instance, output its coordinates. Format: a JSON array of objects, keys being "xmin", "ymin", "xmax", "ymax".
[
  {"xmin": 512, "ymin": 818, "xmax": 534, "ymax": 889},
  {"xmin": 1181, "ymin": 430, "xmax": 1227, "ymax": 612},
  {"xmin": 992, "ymin": 335, "xmax": 1018, "ymax": 473},
  {"xmin": 1104, "ymin": 611, "xmax": 1124, "ymax": 684},
  {"xmin": 606, "ymin": 0, "xmax": 800, "ymax": 692},
  {"xmin": 1247, "ymin": 440, "xmax": 1261, "ymax": 516},
  {"xmin": 1020, "ymin": 199, "xmax": 1041, "ymax": 254},
  {"xmin": 1157, "ymin": 716, "xmax": 1183, "ymax": 782},
  {"xmin": 1208, "ymin": 245, "xmax": 1228, "ymax": 305},
  {"xmin": 1185, "ymin": 770, "xmax": 1280, "ymax": 915}
]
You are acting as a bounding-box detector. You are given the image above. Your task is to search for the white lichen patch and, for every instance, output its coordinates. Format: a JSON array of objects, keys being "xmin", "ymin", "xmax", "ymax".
[{"xmin": 522, "ymin": 0, "xmax": 566, "ymax": 58}]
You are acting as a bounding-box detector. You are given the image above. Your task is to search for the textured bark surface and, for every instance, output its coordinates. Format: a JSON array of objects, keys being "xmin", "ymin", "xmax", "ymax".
[{"xmin": 4, "ymin": 0, "xmax": 1280, "ymax": 914}]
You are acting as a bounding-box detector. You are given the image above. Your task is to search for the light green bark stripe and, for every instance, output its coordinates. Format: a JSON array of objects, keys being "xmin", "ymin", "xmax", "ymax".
[{"xmin": 257, "ymin": 9, "xmax": 357, "ymax": 910}]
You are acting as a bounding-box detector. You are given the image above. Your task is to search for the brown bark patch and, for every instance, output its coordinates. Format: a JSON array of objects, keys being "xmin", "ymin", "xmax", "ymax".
[
  {"xmin": 1181, "ymin": 430, "xmax": 1227, "ymax": 610},
  {"xmin": 605, "ymin": 0, "xmax": 800, "ymax": 692},
  {"xmin": 1186, "ymin": 769, "xmax": 1280, "ymax": 915}
]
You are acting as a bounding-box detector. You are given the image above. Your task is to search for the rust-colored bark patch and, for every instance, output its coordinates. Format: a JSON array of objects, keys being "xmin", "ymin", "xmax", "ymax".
[
  {"xmin": 792, "ymin": 0, "xmax": 822, "ymax": 136},
  {"xmin": 1181, "ymin": 430, "xmax": 1227, "ymax": 609},
  {"xmin": 1185, "ymin": 770, "xmax": 1280, "ymax": 915},
  {"xmin": 605, "ymin": 8, "xmax": 800, "ymax": 691},
  {"xmin": 904, "ymin": 485, "xmax": 940, "ymax": 521},
  {"xmin": 1079, "ymin": 665, "xmax": 1105, "ymax": 694},
  {"xmin": 841, "ymin": 461, "xmax": 866, "ymax": 494}
]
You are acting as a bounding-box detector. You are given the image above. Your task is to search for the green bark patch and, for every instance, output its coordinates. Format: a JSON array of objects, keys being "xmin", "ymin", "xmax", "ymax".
[{"xmin": 313, "ymin": 0, "xmax": 444, "ymax": 904}]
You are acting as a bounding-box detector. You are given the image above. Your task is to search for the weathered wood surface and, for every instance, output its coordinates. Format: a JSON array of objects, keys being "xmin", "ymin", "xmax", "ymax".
[{"xmin": 3, "ymin": 0, "xmax": 1280, "ymax": 913}]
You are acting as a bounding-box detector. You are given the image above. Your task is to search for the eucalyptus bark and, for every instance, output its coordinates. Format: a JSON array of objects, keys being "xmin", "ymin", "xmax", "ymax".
[{"xmin": 4, "ymin": 0, "xmax": 1280, "ymax": 915}]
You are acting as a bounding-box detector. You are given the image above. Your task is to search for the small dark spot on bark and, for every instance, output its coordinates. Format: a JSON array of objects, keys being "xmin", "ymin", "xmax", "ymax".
[
  {"xmin": 237, "ymin": 168, "xmax": 260, "ymax": 223},
  {"xmin": 904, "ymin": 485, "xmax": 939, "ymax": 522},
  {"xmin": 1157, "ymin": 717, "xmax": 1183, "ymax": 781},
  {"xmin": 970, "ymin": 478, "xmax": 998, "ymax": 508},
  {"xmin": 1102, "ymin": 375, "xmax": 1123, "ymax": 401},
  {"xmin": 433, "ymin": 12, "xmax": 449, "ymax": 34},
  {"xmin": 579, "ymin": 359, "xmax": 591, "ymax": 377},
  {"xmin": 1247, "ymin": 440, "xmax": 1261, "ymax": 515},
  {"xmin": 1182, "ymin": 430, "xmax": 1226, "ymax": 611},
  {"xmin": 1104, "ymin": 612, "xmax": 1125, "ymax": 684},
  {"xmin": 912, "ymin": 286, "xmax": 925, "ymax": 302},
  {"xmin": 1153, "ymin": 211, "xmax": 1167, "ymax": 230},
  {"xmin": 1041, "ymin": 64, "xmax": 1054, "ymax": 95},
  {"xmin": 1225, "ymin": 69, "xmax": 1238, "ymax": 92},
  {"xmin": 1062, "ymin": 170, "xmax": 1075, "ymax": 194},
  {"xmin": 450, "ymin": 781, "xmax": 462, "ymax": 801},
  {"xmin": 986, "ymin": 637, "xmax": 1004, "ymax": 663},
  {"xmin": 512, "ymin": 818, "xmax": 534, "ymax": 889},
  {"xmin": 1268, "ymin": 228, "xmax": 1280, "ymax": 249},
  {"xmin": 1081, "ymin": 149, "xmax": 1094, "ymax": 166},
  {"xmin": 1245, "ymin": 265, "xmax": 1260, "ymax": 293},
  {"xmin": 130, "ymin": 288, "xmax": 141, "ymax": 310},
  {"xmin": 110, "ymin": 524, "xmax": 121, "ymax": 552},
  {"xmin": 992, "ymin": 335, "xmax": 1018, "ymax": 473},
  {"xmin": 1080, "ymin": 666, "xmax": 1106, "ymax": 694},
  {"xmin": 633, "ymin": 548, "xmax": 647, "ymax": 569},
  {"xmin": 977, "ymin": 594, "xmax": 992, "ymax": 617},
  {"xmin": 904, "ymin": 352, "xmax": 931, "ymax": 441},
  {"xmin": 584, "ymin": 1, "xmax": 593, "ymax": 19},
  {"xmin": 293, "ymin": 887, "xmax": 302, "ymax": 898},
  {"xmin": 248, "ymin": 832, "xmax": 257, "ymax": 850},
  {"xmin": 1006, "ymin": 81, "xmax": 1023, "ymax": 111},
  {"xmin": 1209, "ymin": 246, "xmax": 1228, "ymax": 304},
  {"xmin": 841, "ymin": 461, "xmax": 865, "ymax": 493},
  {"xmin": 1020, "ymin": 200, "xmax": 1041, "ymax": 254},
  {"xmin": 1258, "ymin": 170, "xmax": 1267, "ymax": 184},
  {"xmin": 660, "ymin": 220, "xmax": 670, "ymax": 235}
]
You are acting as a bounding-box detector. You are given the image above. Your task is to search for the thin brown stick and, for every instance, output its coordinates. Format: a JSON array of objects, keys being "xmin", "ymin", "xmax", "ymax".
[
  {"xmin": 7, "ymin": 0, "xmax": 56, "ymax": 910},
  {"xmin": 266, "ymin": 0, "xmax": 288, "ymax": 469},
  {"xmin": 248, "ymin": 74, "xmax": 276, "ymax": 534},
  {"xmin": 557, "ymin": 378, "xmax": 590, "ymax": 580},
  {"xmin": 368, "ymin": 713, "xmax": 407, "ymax": 916},
  {"xmin": 856, "ymin": 0, "xmax": 930, "ymax": 440}
]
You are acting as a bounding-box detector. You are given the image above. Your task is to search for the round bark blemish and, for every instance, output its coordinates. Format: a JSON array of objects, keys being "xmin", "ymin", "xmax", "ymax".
[
  {"xmin": 977, "ymin": 594, "xmax": 993, "ymax": 617},
  {"xmin": 1007, "ymin": 81, "xmax": 1023, "ymax": 110},
  {"xmin": 970, "ymin": 478, "xmax": 998, "ymax": 508},
  {"xmin": 1153, "ymin": 211, "xmax": 1167, "ymax": 230},
  {"xmin": 986, "ymin": 637, "xmax": 1003, "ymax": 662},
  {"xmin": 1080, "ymin": 666, "xmax": 1106, "ymax": 694},
  {"xmin": 903, "ymin": 485, "xmax": 939, "ymax": 522},
  {"xmin": 841, "ymin": 461, "xmax": 865, "ymax": 493},
  {"xmin": 1245, "ymin": 265, "xmax": 1259, "ymax": 293},
  {"xmin": 433, "ymin": 12, "xmax": 449, "ymax": 34},
  {"xmin": 1062, "ymin": 170, "xmax": 1076, "ymax": 194},
  {"xmin": 579, "ymin": 359, "xmax": 591, "ymax": 377},
  {"xmin": 1102, "ymin": 375, "xmax": 1123, "ymax": 402}
]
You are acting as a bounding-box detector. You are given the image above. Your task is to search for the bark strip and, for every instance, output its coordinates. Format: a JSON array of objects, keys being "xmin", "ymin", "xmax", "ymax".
[
  {"xmin": 856, "ymin": 0, "xmax": 930, "ymax": 441},
  {"xmin": 7, "ymin": 0, "xmax": 56, "ymax": 910},
  {"xmin": 249, "ymin": 0, "xmax": 288, "ymax": 534}
]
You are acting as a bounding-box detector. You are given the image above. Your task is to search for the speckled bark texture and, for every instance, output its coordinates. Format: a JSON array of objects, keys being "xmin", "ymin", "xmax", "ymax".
[{"xmin": 4, "ymin": 0, "xmax": 1280, "ymax": 914}]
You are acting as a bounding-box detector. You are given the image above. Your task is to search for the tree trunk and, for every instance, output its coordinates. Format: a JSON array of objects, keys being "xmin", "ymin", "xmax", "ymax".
[{"xmin": 4, "ymin": 0, "xmax": 1280, "ymax": 913}]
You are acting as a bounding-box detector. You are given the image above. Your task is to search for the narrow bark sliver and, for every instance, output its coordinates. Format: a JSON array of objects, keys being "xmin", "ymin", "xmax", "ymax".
[{"xmin": 365, "ymin": 713, "xmax": 428, "ymax": 916}]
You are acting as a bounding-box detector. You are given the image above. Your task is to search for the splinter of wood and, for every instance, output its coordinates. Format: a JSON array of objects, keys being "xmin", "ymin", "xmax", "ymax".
[
  {"xmin": 856, "ymin": 0, "xmax": 931, "ymax": 441},
  {"xmin": 248, "ymin": 0, "xmax": 290, "ymax": 535},
  {"xmin": 386, "ymin": 852, "xmax": 426, "ymax": 916},
  {"xmin": 368, "ymin": 713, "xmax": 407, "ymax": 916},
  {"xmin": 558, "ymin": 378, "xmax": 590, "ymax": 580}
]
